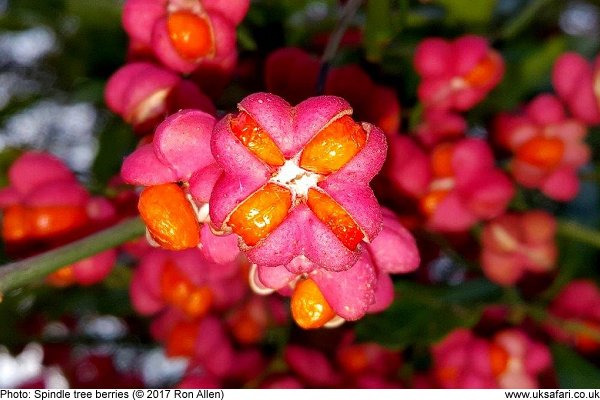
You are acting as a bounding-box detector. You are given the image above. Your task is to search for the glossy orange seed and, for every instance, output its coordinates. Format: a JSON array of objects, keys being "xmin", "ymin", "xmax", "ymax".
[
  {"xmin": 377, "ymin": 110, "xmax": 400, "ymax": 136},
  {"xmin": 306, "ymin": 188, "xmax": 363, "ymax": 250},
  {"xmin": 227, "ymin": 183, "xmax": 292, "ymax": 247},
  {"xmin": 160, "ymin": 261, "xmax": 213, "ymax": 319},
  {"xmin": 167, "ymin": 11, "xmax": 213, "ymax": 61},
  {"xmin": 430, "ymin": 143, "xmax": 455, "ymax": 178},
  {"xmin": 516, "ymin": 136, "xmax": 564, "ymax": 170},
  {"xmin": 300, "ymin": 115, "xmax": 367, "ymax": 175},
  {"xmin": 436, "ymin": 366, "xmax": 458, "ymax": 384},
  {"xmin": 185, "ymin": 287, "xmax": 214, "ymax": 320},
  {"xmin": 2, "ymin": 205, "xmax": 31, "ymax": 242},
  {"xmin": 230, "ymin": 112, "xmax": 285, "ymax": 167},
  {"xmin": 338, "ymin": 346, "xmax": 370, "ymax": 375},
  {"xmin": 463, "ymin": 52, "xmax": 501, "ymax": 87},
  {"xmin": 291, "ymin": 278, "xmax": 336, "ymax": 329},
  {"xmin": 30, "ymin": 206, "xmax": 88, "ymax": 238},
  {"xmin": 419, "ymin": 189, "xmax": 450, "ymax": 217},
  {"xmin": 46, "ymin": 266, "xmax": 76, "ymax": 287},
  {"xmin": 574, "ymin": 321, "xmax": 600, "ymax": 353},
  {"xmin": 2, "ymin": 205, "xmax": 87, "ymax": 242},
  {"xmin": 489, "ymin": 343, "xmax": 510, "ymax": 377},
  {"xmin": 166, "ymin": 320, "xmax": 199, "ymax": 358},
  {"xmin": 138, "ymin": 183, "xmax": 200, "ymax": 250},
  {"xmin": 231, "ymin": 314, "xmax": 263, "ymax": 345}
]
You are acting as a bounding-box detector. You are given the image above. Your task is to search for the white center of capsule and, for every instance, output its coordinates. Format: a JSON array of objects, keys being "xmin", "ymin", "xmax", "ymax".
[{"xmin": 270, "ymin": 158, "xmax": 321, "ymax": 203}]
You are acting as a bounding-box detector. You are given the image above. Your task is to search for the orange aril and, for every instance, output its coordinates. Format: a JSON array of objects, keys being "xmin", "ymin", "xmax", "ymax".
[
  {"xmin": 30, "ymin": 206, "xmax": 88, "ymax": 238},
  {"xmin": 165, "ymin": 266, "xmax": 193, "ymax": 301},
  {"xmin": 463, "ymin": 52, "xmax": 501, "ymax": 87},
  {"xmin": 291, "ymin": 278, "xmax": 336, "ymax": 329},
  {"xmin": 227, "ymin": 183, "xmax": 292, "ymax": 247},
  {"xmin": 2, "ymin": 204, "xmax": 87, "ymax": 242},
  {"xmin": 489, "ymin": 343, "xmax": 510, "ymax": 377},
  {"xmin": 377, "ymin": 110, "xmax": 400, "ymax": 136},
  {"xmin": 516, "ymin": 136, "xmax": 564, "ymax": 170},
  {"xmin": 338, "ymin": 346, "xmax": 370, "ymax": 375},
  {"xmin": 419, "ymin": 189, "xmax": 450, "ymax": 217},
  {"xmin": 160, "ymin": 262, "xmax": 190, "ymax": 306},
  {"xmin": 167, "ymin": 11, "xmax": 213, "ymax": 60},
  {"xmin": 574, "ymin": 321, "xmax": 600, "ymax": 353},
  {"xmin": 430, "ymin": 143, "xmax": 455, "ymax": 178},
  {"xmin": 185, "ymin": 287, "xmax": 214, "ymax": 319},
  {"xmin": 306, "ymin": 188, "xmax": 364, "ymax": 250},
  {"xmin": 230, "ymin": 112, "xmax": 285, "ymax": 167},
  {"xmin": 166, "ymin": 320, "xmax": 199, "ymax": 358},
  {"xmin": 160, "ymin": 261, "xmax": 213, "ymax": 319},
  {"xmin": 138, "ymin": 183, "xmax": 200, "ymax": 250},
  {"xmin": 436, "ymin": 366, "xmax": 458, "ymax": 384},
  {"xmin": 2, "ymin": 205, "xmax": 31, "ymax": 242},
  {"xmin": 231, "ymin": 314, "xmax": 263, "ymax": 345},
  {"xmin": 46, "ymin": 266, "xmax": 76, "ymax": 287},
  {"xmin": 300, "ymin": 115, "xmax": 367, "ymax": 175}
]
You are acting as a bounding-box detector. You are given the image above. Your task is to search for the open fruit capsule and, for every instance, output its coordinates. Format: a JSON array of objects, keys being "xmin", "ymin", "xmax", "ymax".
[
  {"xmin": 210, "ymin": 94, "xmax": 387, "ymax": 271},
  {"xmin": 223, "ymin": 111, "xmax": 367, "ymax": 251}
]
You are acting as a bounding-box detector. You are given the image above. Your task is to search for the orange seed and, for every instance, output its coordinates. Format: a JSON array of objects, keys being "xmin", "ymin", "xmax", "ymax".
[
  {"xmin": 2, "ymin": 205, "xmax": 31, "ymax": 242},
  {"xmin": 231, "ymin": 314, "xmax": 264, "ymax": 345},
  {"xmin": 489, "ymin": 343, "xmax": 510, "ymax": 377},
  {"xmin": 160, "ymin": 261, "xmax": 213, "ymax": 319},
  {"xmin": 463, "ymin": 52, "xmax": 501, "ymax": 87},
  {"xmin": 516, "ymin": 136, "xmax": 564, "ymax": 170},
  {"xmin": 138, "ymin": 183, "xmax": 200, "ymax": 250},
  {"xmin": 2, "ymin": 204, "xmax": 87, "ymax": 242},
  {"xmin": 338, "ymin": 346, "xmax": 370, "ymax": 375},
  {"xmin": 227, "ymin": 183, "xmax": 292, "ymax": 247},
  {"xmin": 419, "ymin": 189, "xmax": 450, "ymax": 217},
  {"xmin": 230, "ymin": 112, "xmax": 285, "ymax": 167},
  {"xmin": 46, "ymin": 266, "xmax": 76, "ymax": 287},
  {"xmin": 30, "ymin": 206, "xmax": 88, "ymax": 238},
  {"xmin": 300, "ymin": 115, "xmax": 367, "ymax": 175},
  {"xmin": 307, "ymin": 188, "xmax": 364, "ymax": 250},
  {"xmin": 167, "ymin": 11, "xmax": 213, "ymax": 60},
  {"xmin": 291, "ymin": 278, "xmax": 336, "ymax": 329},
  {"xmin": 574, "ymin": 321, "xmax": 600, "ymax": 353},
  {"xmin": 430, "ymin": 143, "xmax": 455, "ymax": 178},
  {"xmin": 166, "ymin": 320, "xmax": 199, "ymax": 358},
  {"xmin": 436, "ymin": 366, "xmax": 458, "ymax": 384}
]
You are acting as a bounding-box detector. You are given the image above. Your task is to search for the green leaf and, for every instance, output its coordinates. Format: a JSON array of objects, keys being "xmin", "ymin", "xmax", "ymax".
[
  {"xmin": 552, "ymin": 344, "xmax": 600, "ymax": 388},
  {"xmin": 434, "ymin": 0, "xmax": 496, "ymax": 27},
  {"xmin": 439, "ymin": 278, "xmax": 502, "ymax": 304},
  {"xmin": 518, "ymin": 36, "xmax": 566, "ymax": 90},
  {"xmin": 38, "ymin": 283, "xmax": 134, "ymax": 319},
  {"xmin": 364, "ymin": 0, "xmax": 393, "ymax": 63},
  {"xmin": 0, "ymin": 148, "xmax": 23, "ymax": 188},
  {"xmin": 91, "ymin": 115, "xmax": 137, "ymax": 187},
  {"xmin": 355, "ymin": 279, "xmax": 502, "ymax": 348},
  {"xmin": 487, "ymin": 36, "xmax": 566, "ymax": 110},
  {"xmin": 0, "ymin": 290, "xmax": 27, "ymax": 346},
  {"xmin": 498, "ymin": 0, "xmax": 558, "ymax": 40},
  {"xmin": 237, "ymin": 24, "xmax": 257, "ymax": 51}
]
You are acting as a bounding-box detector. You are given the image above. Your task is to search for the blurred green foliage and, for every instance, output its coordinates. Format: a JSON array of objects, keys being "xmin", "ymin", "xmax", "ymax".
[{"xmin": 355, "ymin": 279, "xmax": 502, "ymax": 348}]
